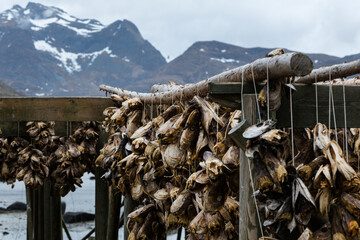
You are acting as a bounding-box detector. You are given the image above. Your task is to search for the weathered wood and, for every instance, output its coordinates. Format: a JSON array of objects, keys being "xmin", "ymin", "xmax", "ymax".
[
  {"xmin": 43, "ymin": 179, "xmax": 51, "ymax": 240},
  {"xmin": 209, "ymin": 82, "xmax": 263, "ymax": 95},
  {"xmin": 95, "ymin": 167, "xmax": 109, "ymax": 240},
  {"xmin": 50, "ymin": 189, "xmax": 63, "ymax": 240},
  {"xmin": 106, "ymin": 185, "xmax": 122, "ymax": 240},
  {"xmin": 229, "ymin": 119, "xmax": 251, "ymax": 151},
  {"xmin": 277, "ymin": 84, "xmax": 360, "ymax": 128},
  {"xmin": 26, "ymin": 187, "xmax": 33, "ymax": 240},
  {"xmin": 38, "ymin": 185, "xmax": 44, "ymax": 240},
  {"xmin": 99, "ymin": 52, "xmax": 313, "ymax": 104},
  {"xmin": 239, "ymin": 95, "xmax": 260, "ymax": 240},
  {"xmin": 81, "ymin": 228, "xmax": 95, "ymax": 240},
  {"xmin": 296, "ymin": 59, "xmax": 360, "ymax": 84},
  {"xmin": 33, "ymin": 188, "xmax": 39, "ymax": 240},
  {"xmin": 0, "ymin": 97, "xmax": 113, "ymax": 122},
  {"xmin": 124, "ymin": 195, "xmax": 139, "ymax": 240}
]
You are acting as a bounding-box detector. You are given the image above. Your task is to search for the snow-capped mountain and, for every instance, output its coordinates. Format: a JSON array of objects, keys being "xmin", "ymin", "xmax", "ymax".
[{"xmin": 0, "ymin": 2, "xmax": 166, "ymax": 96}]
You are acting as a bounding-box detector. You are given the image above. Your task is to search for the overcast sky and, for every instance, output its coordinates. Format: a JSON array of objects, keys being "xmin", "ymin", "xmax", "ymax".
[{"xmin": 1, "ymin": 0, "xmax": 360, "ymax": 60}]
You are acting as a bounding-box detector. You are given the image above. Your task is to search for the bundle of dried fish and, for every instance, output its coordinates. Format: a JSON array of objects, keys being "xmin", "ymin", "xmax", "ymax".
[
  {"xmin": 245, "ymin": 122, "xmax": 360, "ymax": 239},
  {"xmin": 99, "ymin": 95, "xmax": 241, "ymax": 239},
  {"xmin": 15, "ymin": 122, "xmax": 55, "ymax": 188},
  {"xmin": 51, "ymin": 122, "xmax": 100, "ymax": 196}
]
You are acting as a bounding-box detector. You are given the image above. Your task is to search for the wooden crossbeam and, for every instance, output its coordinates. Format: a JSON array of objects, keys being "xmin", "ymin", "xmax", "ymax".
[
  {"xmin": 209, "ymin": 82, "xmax": 360, "ymax": 128},
  {"xmin": 0, "ymin": 97, "xmax": 114, "ymax": 137}
]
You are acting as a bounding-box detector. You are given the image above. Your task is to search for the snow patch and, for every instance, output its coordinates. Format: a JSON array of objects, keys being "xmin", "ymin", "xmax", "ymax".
[
  {"xmin": 210, "ymin": 57, "xmax": 240, "ymax": 64},
  {"xmin": 34, "ymin": 40, "xmax": 117, "ymax": 73},
  {"xmin": 58, "ymin": 12, "xmax": 76, "ymax": 22},
  {"xmin": 199, "ymin": 48, "xmax": 205, "ymax": 52},
  {"xmin": 122, "ymin": 56, "xmax": 130, "ymax": 62},
  {"xmin": 314, "ymin": 59, "xmax": 319, "ymax": 64},
  {"xmin": 245, "ymin": 51, "xmax": 248, "ymax": 55},
  {"xmin": 221, "ymin": 49, "xmax": 226, "ymax": 53},
  {"xmin": 35, "ymin": 93, "xmax": 45, "ymax": 97},
  {"xmin": 23, "ymin": 9, "xmax": 30, "ymax": 15},
  {"xmin": 30, "ymin": 17, "xmax": 57, "ymax": 28},
  {"xmin": 43, "ymin": 9, "xmax": 55, "ymax": 18}
]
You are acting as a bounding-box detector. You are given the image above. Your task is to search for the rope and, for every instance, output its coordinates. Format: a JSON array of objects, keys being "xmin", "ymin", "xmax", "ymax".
[
  {"xmin": 266, "ymin": 59, "xmax": 270, "ymax": 120},
  {"xmin": 329, "ymin": 68, "xmax": 338, "ymax": 142},
  {"xmin": 290, "ymin": 78, "xmax": 295, "ymax": 166},
  {"xmin": 247, "ymin": 157, "xmax": 265, "ymax": 237},
  {"xmin": 315, "ymin": 73, "xmax": 319, "ymax": 123},
  {"xmin": 151, "ymin": 94, "xmax": 154, "ymax": 120},
  {"xmin": 216, "ymin": 107, "xmax": 219, "ymax": 143},
  {"xmin": 251, "ymin": 64, "xmax": 262, "ymax": 122},
  {"xmin": 342, "ymin": 78, "xmax": 349, "ymax": 162},
  {"xmin": 241, "ymin": 70, "xmax": 245, "ymax": 120}
]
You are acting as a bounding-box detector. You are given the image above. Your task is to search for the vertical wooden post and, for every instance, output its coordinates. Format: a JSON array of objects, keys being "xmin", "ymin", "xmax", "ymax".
[
  {"xmin": 95, "ymin": 167, "xmax": 109, "ymax": 240},
  {"xmin": 95, "ymin": 130, "xmax": 109, "ymax": 240},
  {"xmin": 124, "ymin": 195, "xmax": 139, "ymax": 239},
  {"xmin": 106, "ymin": 184, "xmax": 122, "ymax": 240},
  {"xmin": 43, "ymin": 179, "xmax": 51, "ymax": 240},
  {"xmin": 239, "ymin": 95, "xmax": 259, "ymax": 240},
  {"xmin": 38, "ymin": 185, "xmax": 44, "ymax": 240},
  {"xmin": 26, "ymin": 187, "xmax": 33, "ymax": 240},
  {"xmin": 33, "ymin": 188, "xmax": 39, "ymax": 240},
  {"xmin": 50, "ymin": 188, "xmax": 63, "ymax": 240}
]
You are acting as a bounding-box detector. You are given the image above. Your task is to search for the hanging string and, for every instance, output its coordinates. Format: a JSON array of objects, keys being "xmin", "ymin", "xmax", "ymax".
[
  {"xmin": 266, "ymin": 59, "xmax": 270, "ymax": 120},
  {"xmin": 251, "ymin": 64, "xmax": 262, "ymax": 122},
  {"xmin": 329, "ymin": 68, "xmax": 338, "ymax": 142},
  {"xmin": 216, "ymin": 107, "xmax": 219, "ymax": 143},
  {"xmin": 247, "ymin": 157, "xmax": 265, "ymax": 237},
  {"xmin": 315, "ymin": 73, "xmax": 319, "ymax": 123},
  {"xmin": 328, "ymin": 69, "xmax": 332, "ymax": 136},
  {"xmin": 151, "ymin": 94, "xmax": 154, "ymax": 120},
  {"xmin": 241, "ymin": 70, "xmax": 245, "ymax": 121},
  {"xmin": 290, "ymin": 78, "xmax": 295, "ymax": 166},
  {"xmin": 342, "ymin": 77, "xmax": 349, "ymax": 162},
  {"xmin": 159, "ymin": 93, "xmax": 163, "ymax": 115}
]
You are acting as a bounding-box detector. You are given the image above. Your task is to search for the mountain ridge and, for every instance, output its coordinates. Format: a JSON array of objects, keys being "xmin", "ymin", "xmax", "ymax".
[{"xmin": 0, "ymin": 3, "xmax": 358, "ymax": 96}]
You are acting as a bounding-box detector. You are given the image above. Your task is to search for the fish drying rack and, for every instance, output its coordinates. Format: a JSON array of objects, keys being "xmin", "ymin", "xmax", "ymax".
[{"xmin": 1, "ymin": 52, "xmax": 360, "ymax": 240}]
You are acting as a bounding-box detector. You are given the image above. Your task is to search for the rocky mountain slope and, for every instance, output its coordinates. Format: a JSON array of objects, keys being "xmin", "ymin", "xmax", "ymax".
[{"xmin": 0, "ymin": 2, "xmax": 358, "ymax": 96}]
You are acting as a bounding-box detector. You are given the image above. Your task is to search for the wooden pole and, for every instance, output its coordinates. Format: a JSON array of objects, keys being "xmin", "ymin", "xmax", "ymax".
[
  {"xmin": 26, "ymin": 187, "xmax": 33, "ymax": 240},
  {"xmin": 106, "ymin": 185, "xmax": 122, "ymax": 240},
  {"xmin": 124, "ymin": 195, "xmax": 139, "ymax": 239},
  {"xmin": 38, "ymin": 185, "xmax": 44, "ymax": 240},
  {"xmin": 295, "ymin": 59, "xmax": 360, "ymax": 84},
  {"xmin": 99, "ymin": 52, "xmax": 313, "ymax": 104},
  {"xmin": 33, "ymin": 188, "xmax": 39, "ymax": 240},
  {"xmin": 50, "ymin": 188, "xmax": 63, "ymax": 240},
  {"xmin": 43, "ymin": 179, "xmax": 51, "ymax": 240},
  {"xmin": 95, "ymin": 167, "xmax": 109, "ymax": 240},
  {"xmin": 239, "ymin": 95, "xmax": 259, "ymax": 240},
  {"xmin": 95, "ymin": 131, "xmax": 109, "ymax": 240}
]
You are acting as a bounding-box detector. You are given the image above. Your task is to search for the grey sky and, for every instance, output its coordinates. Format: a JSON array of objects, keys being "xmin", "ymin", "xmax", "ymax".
[{"xmin": 1, "ymin": 0, "xmax": 360, "ymax": 60}]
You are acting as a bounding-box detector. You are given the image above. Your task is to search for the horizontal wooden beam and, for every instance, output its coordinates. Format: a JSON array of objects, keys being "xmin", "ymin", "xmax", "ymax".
[
  {"xmin": 209, "ymin": 82, "xmax": 360, "ymax": 128},
  {"xmin": 0, "ymin": 97, "xmax": 113, "ymax": 122}
]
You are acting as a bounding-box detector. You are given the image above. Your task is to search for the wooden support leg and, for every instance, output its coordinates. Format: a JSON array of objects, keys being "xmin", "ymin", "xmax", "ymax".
[
  {"xmin": 106, "ymin": 184, "xmax": 122, "ymax": 240},
  {"xmin": 38, "ymin": 185, "xmax": 44, "ymax": 240},
  {"xmin": 43, "ymin": 179, "xmax": 51, "ymax": 240},
  {"xmin": 95, "ymin": 167, "xmax": 109, "ymax": 240},
  {"xmin": 26, "ymin": 187, "xmax": 33, "ymax": 240},
  {"xmin": 124, "ymin": 195, "xmax": 139, "ymax": 239},
  {"xmin": 33, "ymin": 188, "xmax": 39, "ymax": 240},
  {"xmin": 238, "ymin": 95, "xmax": 261, "ymax": 240},
  {"xmin": 51, "ymin": 188, "xmax": 63, "ymax": 240}
]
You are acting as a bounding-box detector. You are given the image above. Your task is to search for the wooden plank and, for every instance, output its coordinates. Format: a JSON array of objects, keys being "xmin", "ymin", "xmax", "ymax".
[
  {"xmin": 50, "ymin": 189, "xmax": 63, "ymax": 240},
  {"xmin": 33, "ymin": 188, "xmax": 39, "ymax": 240},
  {"xmin": 0, "ymin": 97, "xmax": 113, "ymax": 122},
  {"xmin": 43, "ymin": 179, "xmax": 51, "ymax": 240},
  {"xmin": 239, "ymin": 95, "xmax": 260, "ymax": 240},
  {"xmin": 208, "ymin": 82, "xmax": 263, "ymax": 95},
  {"xmin": 38, "ymin": 185, "xmax": 44, "ymax": 240},
  {"xmin": 277, "ymin": 84, "xmax": 360, "ymax": 128},
  {"xmin": 26, "ymin": 187, "xmax": 33, "ymax": 240},
  {"xmin": 106, "ymin": 185, "xmax": 122, "ymax": 240},
  {"xmin": 95, "ymin": 167, "xmax": 109, "ymax": 240}
]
